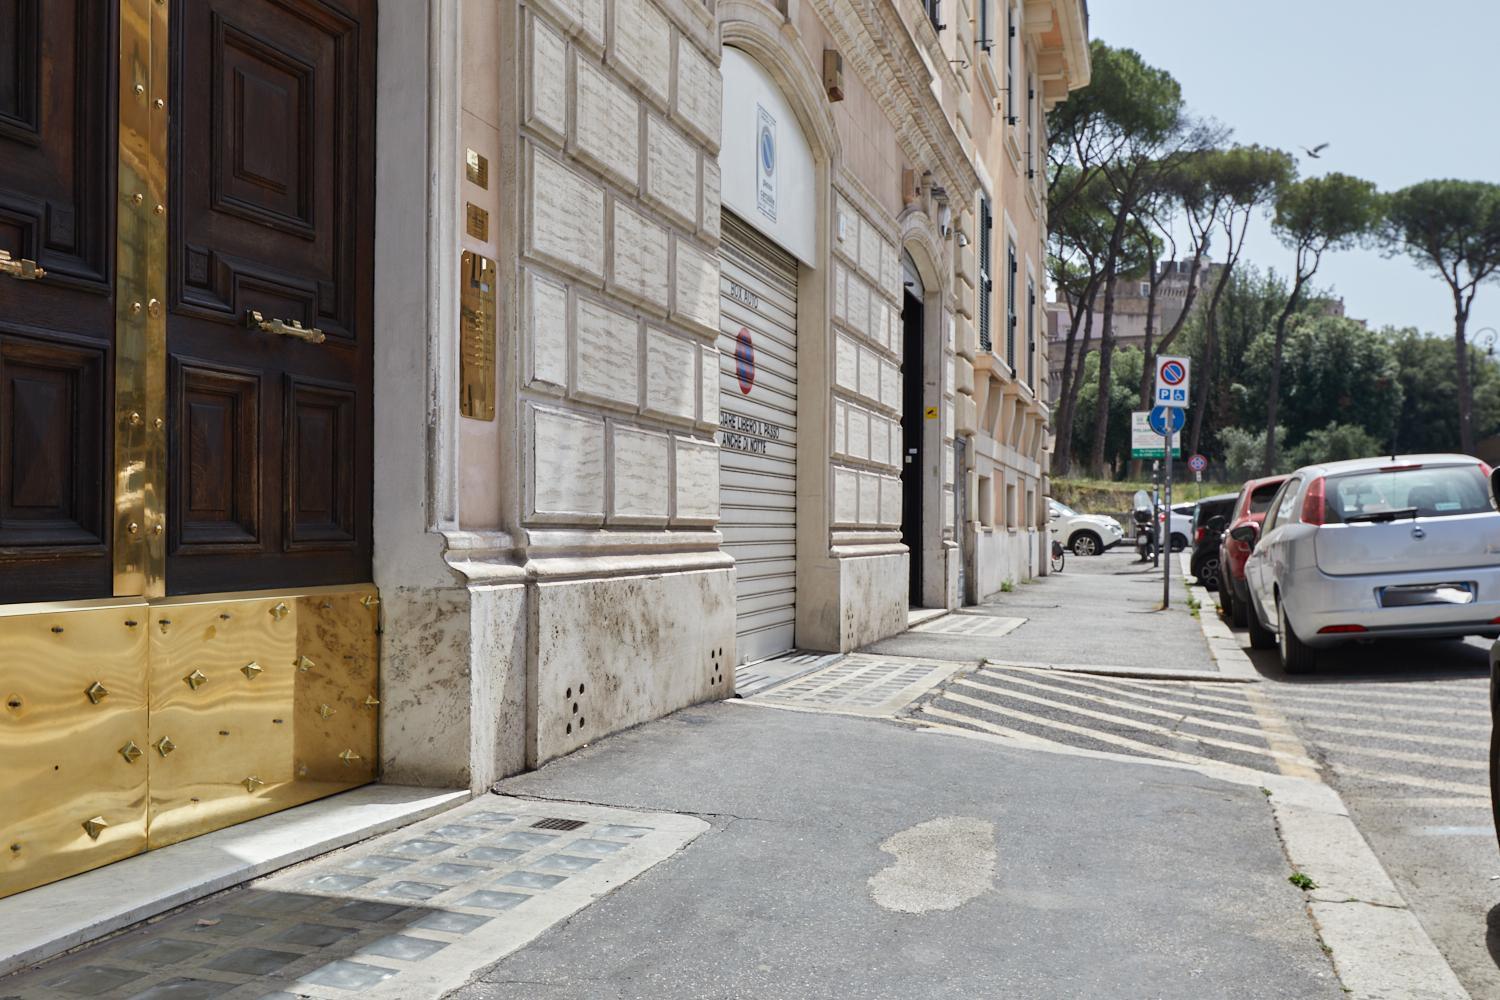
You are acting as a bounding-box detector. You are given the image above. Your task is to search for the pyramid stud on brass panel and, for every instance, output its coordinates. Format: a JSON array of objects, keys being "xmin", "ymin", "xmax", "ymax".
[
  {"xmin": 363, "ymin": 695, "xmax": 380, "ymax": 708},
  {"xmin": 183, "ymin": 669, "xmax": 207, "ymax": 690},
  {"xmin": 360, "ymin": 594, "xmax": 380, "ymax": 609},
  {"xmin": 317, "ymin": 703, "xmax": 336, "ymax": 720},
  {"xmin": 154, "ymin": 736, "xmax": 176, "ymax": 757},
  {"xmin": 296, "ymin": 655, "xmax": 315, "ymax": 672},
  {"xmin": 243, "ymin": 776, "xmax": 264, "ymax": 793},
  {"xmin": 82, "ymin": 817, "xmax": 109, "ymax": 840},
  {"xmin": 269, "ymin": 602, "xmax": 289, "ymax": 621},
  {"xmin": 241, "ymin": 661, "xmax": 262, "ymax": 680},
  {"xmin": 119, "ymin": 741, "xmax": 143, "ymax": 764},
  {"xmin": 85, "ymin": 681, "xmax": 109, "ymax": 704},
  {"xmin": 338, "ymin": 749, "xmax": 362, "ymax": 766}
]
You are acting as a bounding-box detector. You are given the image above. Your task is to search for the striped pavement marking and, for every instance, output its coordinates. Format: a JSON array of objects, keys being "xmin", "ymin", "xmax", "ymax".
[{"xmin": 954, "ymin": 675, "xmax": 1317, "ymax": 769}]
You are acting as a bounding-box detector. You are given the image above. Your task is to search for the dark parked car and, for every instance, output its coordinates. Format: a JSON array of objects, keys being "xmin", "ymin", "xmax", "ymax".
[
  {"xmin": 1218, "ymin": 475, "xmax": 1291, "ymax": 628},
  {"xmin": 1188, "ymin": 493, "xmax": 1237, "ymax": 591}
]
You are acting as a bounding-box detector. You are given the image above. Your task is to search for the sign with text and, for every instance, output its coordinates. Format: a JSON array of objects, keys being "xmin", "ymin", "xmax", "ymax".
[
  {"xmin": 1154, "ymin": 355, "xmax": 1191, "ymax": 409},
  {"xmin": 1131, "ymin": 411, "xmax": 1181, "ymax": 458}
]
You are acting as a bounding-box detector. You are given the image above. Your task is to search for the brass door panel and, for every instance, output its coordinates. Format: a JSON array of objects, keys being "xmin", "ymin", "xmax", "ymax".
[
  {"xmin": 146, "ymin": 586, "xmax": 379, "ymax": 850},
  {"xmin": 0, "ymin": 599, "xmax": 151, "ymax": 899}
]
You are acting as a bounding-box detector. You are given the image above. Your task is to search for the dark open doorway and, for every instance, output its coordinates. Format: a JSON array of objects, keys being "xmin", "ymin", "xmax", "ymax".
[{"xmin": 901, "ymin": 287, "xmax": 924, "ymax": 605}]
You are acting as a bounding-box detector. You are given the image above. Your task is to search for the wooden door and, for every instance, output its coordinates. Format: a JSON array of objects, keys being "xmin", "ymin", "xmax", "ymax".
[
  {"xmin": 0, "ymin": 2, "xmax": 117, "ymax": 604},
  {"xmin": 166, "ymin": 0, "xmax": 375, "ymax": 595}
]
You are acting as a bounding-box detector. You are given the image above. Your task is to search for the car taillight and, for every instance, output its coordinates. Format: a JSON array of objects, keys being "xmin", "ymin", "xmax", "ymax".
[
  {"xmin": 1195, "ymin": 527, "xmax": 1206, "ymax": 543},
  {"xmin": 1301, "ymin": 477, "xmax": 1327, "ymax": 525},
  {"xmin": 1482, "ymin": 462, "xmax": 1493, "ymax": 477},
  {"xmin": 1380, "ymin": 463, "xmax": 1422, "ymax": 472},
  {"xmin": 1318, "ymin": 624, "xmax": 1368, "ymax": 634}
]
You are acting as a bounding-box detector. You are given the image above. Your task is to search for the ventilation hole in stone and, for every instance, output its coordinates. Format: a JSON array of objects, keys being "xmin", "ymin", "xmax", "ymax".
[
  {"xmin": 572, "ymin": 702, "xmax": 578, "ymax": 714},
  {"xmin": 566, "ymin": 723, "xmax": 572, "ymax": 735},
  {"xmin": 579, "ymin": 717, "xmax": 585, "ymax": 728},
  {"xmin": 579, "ymin": 683, "xmax": 585, "ymax": 694},
  {"xmin": 566, "ymin": 687, "xmax": 572, "ymax": 699}
]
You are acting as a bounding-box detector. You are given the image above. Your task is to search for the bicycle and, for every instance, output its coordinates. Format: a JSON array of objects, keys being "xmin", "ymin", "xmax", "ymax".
[{"xmin": 1050, "ymin": 539, "xmax": 1066, "ymax": 573}]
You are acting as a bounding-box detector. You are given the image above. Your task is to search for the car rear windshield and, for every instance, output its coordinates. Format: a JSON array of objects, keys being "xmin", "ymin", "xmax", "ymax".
[
  {"xmin": 1248, "ymin": 482, "xmax": 1281, "ymax": 515},
  {"xmin": 1325, "ymin": 465, "xmax": 1491, "ymax": 522}
]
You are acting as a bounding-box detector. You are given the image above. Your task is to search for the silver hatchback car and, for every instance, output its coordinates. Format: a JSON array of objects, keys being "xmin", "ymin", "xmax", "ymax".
[{"xmin": 1235, "ymin": 454, "xmax": 1500, "ymax": 673}]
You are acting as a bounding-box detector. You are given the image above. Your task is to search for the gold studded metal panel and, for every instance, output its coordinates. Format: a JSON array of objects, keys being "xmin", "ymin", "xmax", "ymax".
[
  {"xmin": 0, "ymin": 599, "xmax": 152, "ymax": 898},
  {"xmin": 145, "ymin": 587, "xmax": 380, "ymax": 851},
  {"xmin": 0, "ymin": 586, "xmax": 379, "ymax": 899}
]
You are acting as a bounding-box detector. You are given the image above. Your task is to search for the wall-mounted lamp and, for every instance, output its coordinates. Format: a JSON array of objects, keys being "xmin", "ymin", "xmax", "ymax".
[{"xmin": 823, "ymin": 49, "xmax": 844, "ymax": 102}]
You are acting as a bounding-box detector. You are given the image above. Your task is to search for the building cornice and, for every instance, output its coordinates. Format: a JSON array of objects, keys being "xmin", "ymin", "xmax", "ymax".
[{"xmin": 808, "ymin": 0, "xmax": 981, "ymax": 207}]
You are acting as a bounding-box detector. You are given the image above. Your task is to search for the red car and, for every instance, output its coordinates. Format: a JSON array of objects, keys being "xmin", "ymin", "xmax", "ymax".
[{"xmin": 1218, "ymin": 475, "xmax": 1290, "ymax": 628}]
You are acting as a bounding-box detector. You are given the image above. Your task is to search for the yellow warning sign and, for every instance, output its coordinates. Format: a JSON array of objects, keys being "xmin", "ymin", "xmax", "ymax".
[{"xmin": 924, "ymin": 406, "xmax": 938, "ymax": 419}]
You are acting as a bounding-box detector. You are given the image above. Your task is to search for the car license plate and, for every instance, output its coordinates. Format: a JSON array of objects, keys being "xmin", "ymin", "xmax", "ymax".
[{"xmin": 1377, "ymin": 583, "xmax": 1476, "ymax": 607}]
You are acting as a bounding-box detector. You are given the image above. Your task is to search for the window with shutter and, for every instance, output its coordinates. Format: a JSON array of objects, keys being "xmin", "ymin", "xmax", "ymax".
[
  {"xmin": 978, "ymin": 197, "xmax": 993, "ymax": 353},
  {"xmin": 1006, "ymin": 240, "xmax": 1017, "ymax": 368},
  {"xmin": 1026, "ymin": 276, "xmax": 1036, "ymax": 387}
]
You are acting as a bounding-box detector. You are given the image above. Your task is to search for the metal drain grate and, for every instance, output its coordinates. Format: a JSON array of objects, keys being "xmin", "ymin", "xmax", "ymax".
[{"xmin": 531, "ymin": 817, "xmax": 586, "ymax": 831}]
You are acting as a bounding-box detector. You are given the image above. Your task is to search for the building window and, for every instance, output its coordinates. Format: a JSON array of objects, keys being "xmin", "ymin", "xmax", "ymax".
[
  {"xmin": 978, "ymin": 197, "xmax": 993, "ymax": 353},
  {"xmin": 1006, "ymin": 238, "xmax": 1017, "ymax": 368},
  {"xmin": 978, "ymin": 0, "xmax": 993, "ymax": 54},
  {"xmin": 1026, "ymin": 488, "xmax": 1036, "ymax": 528},
  {"xmin": 1026, "ymin": 72, "xmax": 1037, "ymax": 178},
  {"xmin": 1007, "ymin": 6, "xmax": 1018, "ymax": 123},
  {"xmin": 978, "ymin": 475, "xmax": 994, "ymax": 527},
  {"xmin": 1026, "ymin": 275, "xmax": 1036, "ymax": 387},
  {"xmin": 923, "ymin": 0, "xmax": 944, "ymax": 31},
  {"xmin": 1006, "ymin": 482, "xmax": 1018, "ymax": 528}
]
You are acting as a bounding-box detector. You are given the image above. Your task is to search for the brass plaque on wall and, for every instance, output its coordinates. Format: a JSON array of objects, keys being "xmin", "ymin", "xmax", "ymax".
[
  {"xmin": 145, "ymin": 587, "xmax": 380, "ymax": 850},
  {"xmin": 0, "ymin": 599, "xmax": 150, "ymax": 899},
  {"xmin": 465, "ymin": 202, "xmax": 489, "ymax": 241},
  {"xmin": 465, "ymin": 148, "xmax": 489, "ymax": 189},
  {"xmin": 460, "ymin": 250, "xmax": 497, "ymax": 420}
]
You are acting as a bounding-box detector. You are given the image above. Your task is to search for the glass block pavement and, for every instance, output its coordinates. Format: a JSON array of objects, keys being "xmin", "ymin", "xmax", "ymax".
[
  {"xmin": 0, "ymin": 799, "xmax": 705, "ymax": 1000},
  {"xmin": 749, "ymin": 653, "xmax": 972, "ymax": 717}
]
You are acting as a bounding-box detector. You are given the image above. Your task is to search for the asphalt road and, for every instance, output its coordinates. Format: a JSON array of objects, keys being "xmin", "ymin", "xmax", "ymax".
[{"xmin": 1220, "ymin": 602, "xmax": 1500, "ymax": 999}]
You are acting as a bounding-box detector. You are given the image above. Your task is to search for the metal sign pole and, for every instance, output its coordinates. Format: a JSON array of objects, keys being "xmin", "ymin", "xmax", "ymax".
[{"xmin": 1162, "ymin": 437, "xmax": 1172, "ymax": 609}]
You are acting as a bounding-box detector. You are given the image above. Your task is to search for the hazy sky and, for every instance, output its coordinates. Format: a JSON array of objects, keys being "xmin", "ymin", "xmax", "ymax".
[{"xmin": 1088, "ymin": 1, "xmax": 1500, "ymax": 353}]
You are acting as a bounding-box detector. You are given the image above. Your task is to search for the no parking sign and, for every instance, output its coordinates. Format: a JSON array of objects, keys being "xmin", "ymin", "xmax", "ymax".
[{"xmin": 1155, "ymin": 355, "xmax": 1190, "ymax": 408}]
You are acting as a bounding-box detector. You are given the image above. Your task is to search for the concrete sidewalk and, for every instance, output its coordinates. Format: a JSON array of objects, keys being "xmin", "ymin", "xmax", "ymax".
[
  {"xmin": 863, "ymin": 549, "xmax": 1216, "ymax": 673},
  {"xmin": 452, "ymin": 703, "xmax": 1342, "ymax": 1000}
]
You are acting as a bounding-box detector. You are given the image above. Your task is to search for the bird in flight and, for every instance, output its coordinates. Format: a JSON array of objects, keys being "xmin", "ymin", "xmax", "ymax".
[{"xmin": 1302, "ymin": 142, "xmax": 1330, "ymax": 159}]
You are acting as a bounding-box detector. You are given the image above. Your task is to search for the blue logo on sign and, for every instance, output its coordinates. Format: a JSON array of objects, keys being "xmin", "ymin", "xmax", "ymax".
[{"xmin": 759, "ymin": 126, "xmax": 775, "ymax": 174}]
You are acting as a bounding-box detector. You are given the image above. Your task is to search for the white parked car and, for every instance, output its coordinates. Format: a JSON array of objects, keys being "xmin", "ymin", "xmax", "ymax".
[
  {"xmin": 1238, "ymin": 454, "xmax": 1500, "ymax": 673},
  {"xmin": 1049, "ymin": 499, "xmax": 1126, "ymax": 556}
]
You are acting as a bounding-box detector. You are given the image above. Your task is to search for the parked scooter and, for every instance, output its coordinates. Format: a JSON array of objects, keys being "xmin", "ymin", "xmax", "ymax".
[{"xmin": 1132, "ymin": 489, "xmax": 1158, "ymax": 563}]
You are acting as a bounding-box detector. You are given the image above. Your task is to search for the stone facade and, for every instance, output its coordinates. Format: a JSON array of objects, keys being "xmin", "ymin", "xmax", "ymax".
[{"xmin": 366, "ymin": 0, "xmax": 1091, "ymax": 791}]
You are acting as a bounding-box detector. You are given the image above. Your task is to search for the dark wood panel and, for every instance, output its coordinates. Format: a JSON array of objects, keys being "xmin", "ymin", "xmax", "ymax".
[
  {"xmin": 166, "ymin": 0, "xmax": 374, "ymax": 595},
  {"xmin": 171, "ymin": 361, "xmax": 260, "ymax": 550},
  {"xmin": 172, "ymin": 0, "xmax": 362, "ymax": 340},
  {"xmin": 0, "ymin": 335, "xmax": 105, "ymax": 548},
  {"xmin": 0, "ymin": 0, "xmax": 112, "ymax": 286},
  {"xmin": 0, "ymin": 1, "xmax": 114, "ymax": 605},
  {"xmin": 284, "ymin": 377, "xmax": 354, "ymax": 548},
  {"xmin": 0, "ymin": 0, "xmax": 38, "ymax": 136}
]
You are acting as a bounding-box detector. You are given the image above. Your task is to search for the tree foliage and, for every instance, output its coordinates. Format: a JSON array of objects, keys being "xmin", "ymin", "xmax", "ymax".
[{"xmin": 1379, "ymin": 180, "xmax": 1500, "ymax": 453}]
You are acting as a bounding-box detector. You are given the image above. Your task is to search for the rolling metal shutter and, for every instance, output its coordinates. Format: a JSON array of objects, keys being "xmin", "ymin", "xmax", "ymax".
[{"xmin": 718, "ymin": 213, "xmax": 799, "ymax": 666}]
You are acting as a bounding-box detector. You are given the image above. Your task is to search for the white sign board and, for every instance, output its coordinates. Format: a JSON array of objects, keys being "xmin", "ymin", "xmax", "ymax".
[
  {"xmin": 1131, "ymin": 411, "xmax": 1181, "ymax": 458},
  {"xmin": 719, "ymin": 48, "xmax": 816, "ymax": 264},
  {"xmin": 1154, "ymin": 355, "xmax": 1191, "ymax": 409}
]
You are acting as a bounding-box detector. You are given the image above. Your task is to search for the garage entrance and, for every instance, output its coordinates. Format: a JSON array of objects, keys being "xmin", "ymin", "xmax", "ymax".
[{"xmin": 718, "ymin": 213, "xmax": 799, "ymax": 666}]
